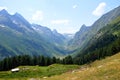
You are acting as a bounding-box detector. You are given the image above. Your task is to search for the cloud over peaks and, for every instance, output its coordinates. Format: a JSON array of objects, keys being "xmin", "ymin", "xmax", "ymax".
[
  {"xmin": 32, "ymin": 10, "xmax": 43, "ymax": 21},
  {"xmin": 0, "ymin": 6, "xmax": 8, "ymax": 10},
  {"xmin": 92, "ymin": 2, "xmax": 106, "ymax": 16}
]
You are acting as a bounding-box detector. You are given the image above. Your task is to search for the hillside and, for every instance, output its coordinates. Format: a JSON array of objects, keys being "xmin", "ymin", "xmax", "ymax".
[
  {"xmin": 45, "ymin": 52, "xmax": 120, "ymax": 80},
  {"xmin": 70, "ymin": 6, "xmax": 120, "ymax": 51},
  {"xmin": 0, "ymin": 52, "xmax": 119, "ymax": 80},
  {"xmin": 74, "ymin": 15, "xmax": 120, "ymax": 65},
  {"xmin": 0, "ymin": 6, "xmax": 120, "ymax": 59},
  {"xmin": 0, "ymin": 9, "xmax": 73, "ymax": 59},
  {"xmin": 0, "ymin": 1, "xmax": 120, "ymax": 80}
]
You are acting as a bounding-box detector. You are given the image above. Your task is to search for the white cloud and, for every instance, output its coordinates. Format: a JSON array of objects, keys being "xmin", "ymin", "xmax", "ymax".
[
  {"xmin": 0, "ymin": 6, "xmax": 8, "ymax": 10},
  {"xmin": 28, "ymin": 8, "xmax": 34, "ymax": 12},
  {"xmin": 32, "ymin": 10, "xmax": 43, "ymax": 21},
  {"xmin": 51, "ymin": 20, "xmax": 69, "ymax": 25},
  {"xmin": 92, "ymin": 2, "xmax": 106, "ymax": 16},
  {"xmin": 72, "ymin": 5, "xmax": 78, "ymax": 9}
]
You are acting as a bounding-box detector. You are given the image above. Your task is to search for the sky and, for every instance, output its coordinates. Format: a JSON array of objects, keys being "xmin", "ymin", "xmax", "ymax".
[{"xmin": 0, "ymin": 0, "xmax": 120, "ymax": 34}]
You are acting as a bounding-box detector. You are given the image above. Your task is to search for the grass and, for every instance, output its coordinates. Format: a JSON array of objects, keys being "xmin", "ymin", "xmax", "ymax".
[
  {"xmin": 0, "ymin": 52, "xmax": 120, "ymax": 80},
  {"xmin": 46, "ymin": 52, "xmax": 120, "ymax": 80},
  {"xmin": 0, "ymin": 64, "xmax": 80, "ymax": 80}
]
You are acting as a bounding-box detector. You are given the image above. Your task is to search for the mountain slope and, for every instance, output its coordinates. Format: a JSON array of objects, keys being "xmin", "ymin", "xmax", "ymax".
[
  {"xmin": 0, "ymin": 24, "xmax": 61, "ymax": 59},
  {"xmin": 69, "ymin": 24, "xmax": 91, "ymax": 49},
  {"xmin": 70, "ymin": 6, "xmax": 120, "ymax": 50},
  {"xmin": 0, "ymin": 9, "xmax": 69, "ymax": 60},
  {"xmin": 74, "ymin": 14, "xmax": 120, "ymax": 65},
  {"xmin": 1, "ymin": 6, "xmax": 120, "ymax": 60},
  {"xmin": 46, "ymin": 52, "xmax": 120, "ymax": 80},
  {"xmin": 32, "ymin": 24, "xmax": 66, "ymax": 46}
]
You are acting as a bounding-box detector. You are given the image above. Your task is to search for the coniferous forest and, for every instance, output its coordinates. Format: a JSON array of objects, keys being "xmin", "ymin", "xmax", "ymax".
[
  {"xmin": 1, "ymin": 17, "xmax": 120, "ymax": 71},
  {"xmin": 0, "ymin": 3, "xmax": 120, "ymax": 77},
  {"xmin": 0, "ymin": 55, "xmax": 73, "ymax": 71},
  {"xmin": 0, "ymin": 35, "xmax": 120, "ymax": 71}
]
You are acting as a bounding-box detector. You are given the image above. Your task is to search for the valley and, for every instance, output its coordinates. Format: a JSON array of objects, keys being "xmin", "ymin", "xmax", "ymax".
[
  {"xmin": 0, "ymin": 9, "xmax": 75, "ymax": 60},
  {"xmin": 1, "ymin": 5, "xmax": 120, "ymax": 60},
  {"xmin": 0, "ymin": 1, "xmax": 120, "ymax": 80}
]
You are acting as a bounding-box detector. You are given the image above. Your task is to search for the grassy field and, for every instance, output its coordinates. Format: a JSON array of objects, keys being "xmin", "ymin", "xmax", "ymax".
[
  {"xmin": 0, "ymin": 52, "xmax": 120, "ymax": 80},
  {"xmin": 46, "ymin": 52, "xmax": 120, "ymax": 80},
  {"xmin": 0, "ymin": 64, "xmax": 80, "ymax": 80}
]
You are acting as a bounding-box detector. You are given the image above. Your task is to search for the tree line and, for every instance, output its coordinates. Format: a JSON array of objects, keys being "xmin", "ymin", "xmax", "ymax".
[
  {"xmin": 1, "ymin": 34, "xmax": 120, "ymax": 71},
  {"xmin": 0, "ymin": 55, "xmax": 73, "ymax": 71},
  {"xmin": 74, "ymin": 35, "xmax": 120, "ymax": 65}
]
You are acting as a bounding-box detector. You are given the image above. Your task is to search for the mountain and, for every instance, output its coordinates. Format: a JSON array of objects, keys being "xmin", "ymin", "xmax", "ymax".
[
  {"xmin": 1, "ymin": 6, "xmax": 120, "ymax": 60},
  {"xmin": 69, "ymin": 6, "xmax": 120, "ymax": 64},
  {"xmin": 63, "ymin": 33, "xmax": 74, "ymax": 40},
  {"xmin": 84, "ymin": 16, "xmax": 120, "ymax": 54},
  {"xmin": 32, "ymin": 24, "xmax": 66, "ymax": 45},
  {"xmin": 12, "ymin": 12, "xmax": 33, "ymax": 32},
  {"xmin": 70, "ymin": 6, "xmax": 120, "ymax": 51},
  {"xmin": 31, "ymin": 24, "xmax": 74, "ymax": 55},
  {"xmin": 69, "ymin": 24, "xmax": 91, "ymax": 49},
  {"xmin": 0, "ymin": 9, "xmax": 33, "ymax": 33},
  {"xmin": 0, "ymin": 9, "xmax": 70, "ymax": 60},
  {"xmin": 74, "ymin": 11, "xmax": 120, "ymax": 64}
]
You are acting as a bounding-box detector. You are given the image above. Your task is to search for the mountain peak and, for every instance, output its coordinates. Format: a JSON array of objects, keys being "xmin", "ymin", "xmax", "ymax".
[
  {"xmin": 53, "ymin": 29, "xmax": 58, "ymax": 34},
  {"xmin": 13, "ymin": 12, "xmax": 32, "ymax": 29},
  {"xmin": 80, "ymin": 24, "xmax": 91, "ymax": 31},
  {"xmin": 81, "ymin": 24, "xmax": 86, "ymax": 27},
  {"xmin": 0, "ymin": 9, "xmax": 9, "ymax": 15},
  {"xmin": 0, "ymin": 9, "xmax": 8, "ymax": 13},
  {"xmin": 14, "ymin": 12, "xmax": 20, "ymax": 15},
  {"xmin": 79, "ymin": 24, "xmax": 87, "ymax": 31},
  {"xmin": 13, "ymin": 12, "xmax": 23, "ymax": 18}
]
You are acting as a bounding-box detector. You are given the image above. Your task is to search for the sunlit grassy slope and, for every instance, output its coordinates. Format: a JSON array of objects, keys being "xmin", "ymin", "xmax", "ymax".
[
  {"xmin": 47, "ymin": 52, "xmax": 120, "ymax": 80},
  {"xmin": 0, "ymin": 52, "xmax": 120, "ymax": 80}
]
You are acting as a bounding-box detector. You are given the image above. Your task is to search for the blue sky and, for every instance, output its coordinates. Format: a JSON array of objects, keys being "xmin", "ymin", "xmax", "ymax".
[{"xmin": 0, "ymin": 0, "xmax": 120, "ymax": 34}]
